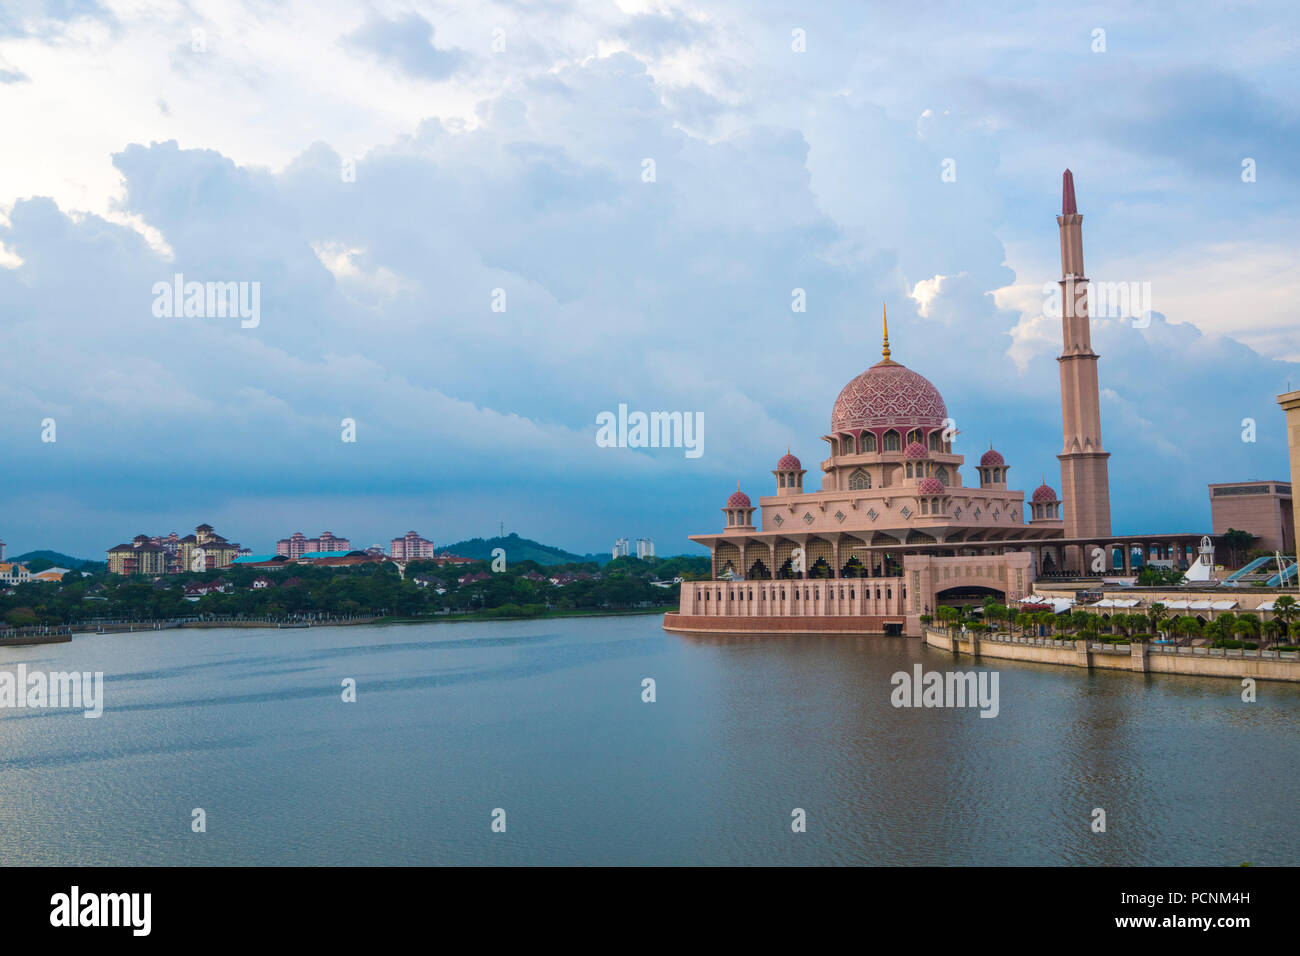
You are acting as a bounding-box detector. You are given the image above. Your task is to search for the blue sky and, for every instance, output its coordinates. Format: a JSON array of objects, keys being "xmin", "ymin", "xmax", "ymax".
[{"xmin": 0, "ymin": 0, "xmax": 1297, "ymax": 558}]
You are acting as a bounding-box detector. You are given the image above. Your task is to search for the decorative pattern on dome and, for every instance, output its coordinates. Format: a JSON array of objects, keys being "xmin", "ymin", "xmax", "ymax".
[
  {"xmin": 917, "ymin": 477, "xmax": 945, "ymax": 495},
  {"xmin": 831, "ymin": 362, "xmax": 948, "ymax": 434},
  {"xmin": 980, "ymin": 447, "xmax": 1005, "ymax": 467},
  {"xmin": 1032, "ymin": 483, "xmax": 1058, "ymax": 503},
  {"xmin": 777, "ymin": 452, "xmax": 802, "ymax": 470},
  {"xmin": 904, "ymin": 442, "xmax": 929, "ymax": 459},
  {"xmin": 727, "ymin": 490, "xmax": 752, "ymax": 508}
]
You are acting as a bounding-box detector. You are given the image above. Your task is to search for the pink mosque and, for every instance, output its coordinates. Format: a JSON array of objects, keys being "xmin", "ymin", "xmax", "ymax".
[{"xmin": 664, "ymin": 171, "xmax": 1209, "ymax": 638}]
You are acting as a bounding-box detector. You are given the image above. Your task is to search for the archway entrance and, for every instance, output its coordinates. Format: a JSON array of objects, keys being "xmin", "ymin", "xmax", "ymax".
[{"xmin": 935, "ymin": 585, "xmax": 1006, "ymax": 612}]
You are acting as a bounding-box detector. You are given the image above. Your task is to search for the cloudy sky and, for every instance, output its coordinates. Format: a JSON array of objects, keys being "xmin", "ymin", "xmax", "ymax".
[{"xmin": 1, "ymin": 0, "xmax": 1297, "ymax": 558}]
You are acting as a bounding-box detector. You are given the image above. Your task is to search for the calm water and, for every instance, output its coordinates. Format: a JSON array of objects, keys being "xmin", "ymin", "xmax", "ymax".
[{"xmin": 0, "ymin": 615, "xmax": 1295, "ymax": 866}]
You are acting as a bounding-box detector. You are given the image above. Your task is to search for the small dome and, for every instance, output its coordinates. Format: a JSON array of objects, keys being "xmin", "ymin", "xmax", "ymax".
[
  {"xmin": 904, "ymin": 441, "xmax": 929, "ymax": 459},
  {"xmin": 777, "ymin": 452, "xmax": 802, "ymax": 471},
  {"xmin": 980, "ymin": 448, "xmax": 1005, "ymax": 467},
  {"xmin": 1032, "ymin": 483, "xmax": 1058, "ymax": 503},
  {"xmin": 727, "ymin": 490, "xmax": 752, "ymax": 509},
  {"xmin": 917, "ymin": 477, "xmax": 945, "ymax": 495}
]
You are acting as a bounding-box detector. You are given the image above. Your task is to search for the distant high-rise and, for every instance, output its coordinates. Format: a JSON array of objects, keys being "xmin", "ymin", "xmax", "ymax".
[
  {"xmin": 612, "ymin": 537, "xmax": 631, "ymax": 559},
  {"xmin": 277, "ymin": 530, "xmax": 352, "ymax": 559},
  {"xmin": 390, "ymin": 531, "xmax": 435, "ymax": 560},
  {"xmin": 636, "ymin": 538, "xmax": 655, "ymax": 559}
]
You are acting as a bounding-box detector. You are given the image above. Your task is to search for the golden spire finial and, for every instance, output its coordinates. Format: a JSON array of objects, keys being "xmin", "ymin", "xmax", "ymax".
[{"xmin": 882, "ymin": 303, "xmax": 890, "ymax": 360}]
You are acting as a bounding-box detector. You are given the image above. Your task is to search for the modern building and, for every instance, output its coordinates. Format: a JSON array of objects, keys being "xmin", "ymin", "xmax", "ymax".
[
  {"xmin": 613, "ymin": 537, "xmax": 631, "ymax": 559},
  {"xmin": 1208, "ymin": 481, "xmax": 1294, "ymax": 553},
  {"xmin": 1278, "ymin": 390, "xmax": 1300, "ymax": 560},
  {"xmin": 390, "ymin": 531, "xmax": 435, "ymax": 560},
  {"xmin": 636, "ymin": 538, "xmax": 655, "ymax": 559},
  {"xmin": 276, "ymin": 531, "xmax": 352, "ymax": 559},
  {"xmin": 665, "ymin": 171, "xmax": 1216, "ymax": 638}
]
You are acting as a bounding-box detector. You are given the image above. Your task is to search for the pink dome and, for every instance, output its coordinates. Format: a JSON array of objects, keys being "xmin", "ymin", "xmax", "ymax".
[
  {"xmin": 904, "ymin": 441, "xmax": 929, "ymax": 459},
  {"xmin": 831, "ymin": 360, "xmax": 947, "ymax": 434},
  {"xmin": 777, "ymin": 452, "xmax": 802, "ymax": 471},
  {"xmin": 980, "ymin": 448, "xmax": 1005, "ymax": 467},
  {"xmin": 917, "ymin": 477, "xmax": 945, "ymax": 495},
  {"xmin": 727, "ymin": 490, "xmax": 752, "ymax": 508},
  {"xmin": 1032, "ymin": 483, "xmax": 1058, "ymax": 503}
]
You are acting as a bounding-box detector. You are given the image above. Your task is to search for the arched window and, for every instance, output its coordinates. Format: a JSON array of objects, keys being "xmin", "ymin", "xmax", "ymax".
[
  {"xmin": 935, "ymin": 466, "xmax": 949, "ymax": 485},
  {"xmin": 843, "ymin": 434, "xmax": 857, "ymax": 454},
  {"xmin": 920, "ymin": 499, "xmax": 929, "ymax": 514},
  {"xmin": 928, "ymin": 430, "xmax": 942, "ymax": 451},
  {"xmin": 883, "ymin": 430, "xmax": 901, "ymax": 451},
  {"xmin": 905, "ymin": 462, "xmax": 913, "ymax": 478},
  {"xmin": 862, "ymin": 433, "xmax": 877, "ymax": 453},
  {"xmin": 849, "ymin": 468, "xmax": 871, "ymax": 490},
  {"xmin": 907, "ymin": 428, "xmax": 922, "ymax": 445}
]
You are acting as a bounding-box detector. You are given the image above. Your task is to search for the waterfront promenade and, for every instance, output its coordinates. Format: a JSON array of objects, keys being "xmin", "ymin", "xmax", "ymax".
[{"xmin": 924, "ymin": 626, "xmax": 1300, "ymax": 682}]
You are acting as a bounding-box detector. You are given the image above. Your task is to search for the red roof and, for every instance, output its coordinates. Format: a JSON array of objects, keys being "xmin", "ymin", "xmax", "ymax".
[
  {"xmin": 904, "ymin": 441, "xmax": 929, "ymax": 459},
  {"xmin": 726, "ymin": 490, "xmax": 751, "ymax": 508},
  {"xmin": 917, "ymin": 477, "xmax": 945, "ymax": 495},
  {"xmin": 776, "ymin": 452, "xmax": 802, "ymax": 470},
  {"xmin": 980, "ymin": 448, "xmax": 1005, "ymax": 467},
  {"xmin": 1032, "ymin": 483, "xmax": 1058, "ymax": 503}
]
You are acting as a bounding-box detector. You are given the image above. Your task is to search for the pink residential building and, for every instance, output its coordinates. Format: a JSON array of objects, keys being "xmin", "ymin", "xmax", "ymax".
[
  {"xmin": 276, "ymin": 531, "xmax": 352, "ymax": 558},
  {"xmin": 390, "ymin": 531, "xmax": 435, "ymax": 560}
]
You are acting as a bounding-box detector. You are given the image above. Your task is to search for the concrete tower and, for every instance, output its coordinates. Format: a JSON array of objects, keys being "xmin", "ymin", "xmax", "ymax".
[{"xmin": 1055, "ymin": 169, "xmax": 1112, "ymax": 540}]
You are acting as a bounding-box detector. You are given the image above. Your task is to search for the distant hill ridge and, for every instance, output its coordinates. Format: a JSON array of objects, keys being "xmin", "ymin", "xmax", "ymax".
[
  {"xmin": 441, "ymin": 533, "xmax": 606, "ymax": 567},
  {"xmin": 9, "ymin": 550, "xmax": 106, "ymax": 571}
]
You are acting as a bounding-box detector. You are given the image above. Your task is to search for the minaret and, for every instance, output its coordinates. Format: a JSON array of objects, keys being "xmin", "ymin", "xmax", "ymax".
[{"xmin": 1056, "ymin": 169, "xmax": 1112, "ymax": 540}]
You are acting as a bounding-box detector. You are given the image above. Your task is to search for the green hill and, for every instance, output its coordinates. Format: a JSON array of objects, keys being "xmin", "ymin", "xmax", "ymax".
[
  {"xmin": 441, "ymin": 533, "xmax": 606, "ymax": 567},
  {"xmin": 9, "ymin": 550, "xmax": 106, "ymax": 573}
]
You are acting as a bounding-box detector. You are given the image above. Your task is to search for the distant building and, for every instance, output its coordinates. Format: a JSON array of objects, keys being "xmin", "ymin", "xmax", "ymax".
[
  {"xmin": 1209, "ymin": 481, "xmax": 1295, "ymax": 553},
  {"xmin": 107, "ymin": 536, "xmax": 168, "ymax": 575},
  {"xmin": 33, "ymin": 567, "xmax": 71, "ymax": 582},
  {"xmin": 179, "ymin": 524, "xmax": 240, "ymax": 572},
  {"xmin": 613, "ymin": 537, "xmax": 630, "ymax": 559},
  {"xmin": 636, "ymin": 537, "xmax": 655, "ymax": 559},
  {"xmin": 390, "ymin": 531, "xmax": 435, "ymax": 560},
  {"xmin": 0, "ymin": 562, "xmax": 31, "ymax": 585},
  {"xmin": 111, "ymin": 523, "xmax": 241, "ymax": 574},
  {"xmin": 276, "ymin": 531, "xmax": 352, "ymax": 559},
  {"xmin": 0, "ymin": 539, "xmax": 5, "ymax": 561}
]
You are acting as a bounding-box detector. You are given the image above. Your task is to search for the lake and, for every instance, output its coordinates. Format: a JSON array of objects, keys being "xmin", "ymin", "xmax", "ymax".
[{"xmin": 0, "ymin": 615, "xmax": 1295, "ymax": 865}]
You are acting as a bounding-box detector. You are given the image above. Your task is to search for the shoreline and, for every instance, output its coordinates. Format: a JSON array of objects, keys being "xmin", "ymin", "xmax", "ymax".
[{"xmin": 1, "ymin": 606, "xmax": 677, "ymax": 644}]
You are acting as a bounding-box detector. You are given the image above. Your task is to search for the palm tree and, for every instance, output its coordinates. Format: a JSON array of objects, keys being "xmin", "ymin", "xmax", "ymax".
[
  {"xmin": 1233, "ymin": 613, "xmax": 1260, "ymax": 646},
  {"xmin": 1271, "ymin": 596, "xmax": 1297, "ymax": 646},
  {"xmin": 1146, "ymin": 602, "xmax": 1168, "ymax": 639},
  {"xmin": 1173, "ymin": 615, "xmax": 1200, "ymax": 646},
  {"xmin": 1262, "ymin": 617, "xmax": 1286, "ymax": 647},
  {"xmin": 1066, "ymin": 609, "xmax": 1091, "ymax": 635}
]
